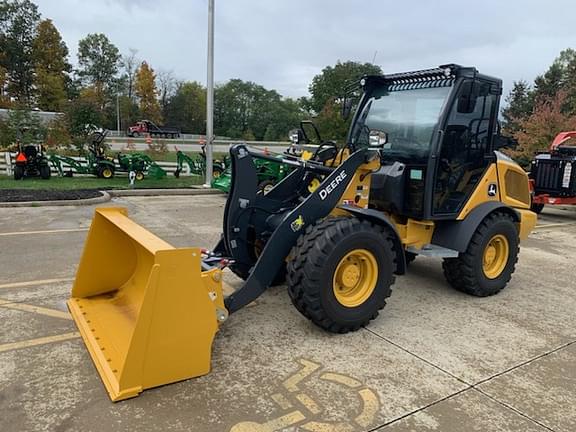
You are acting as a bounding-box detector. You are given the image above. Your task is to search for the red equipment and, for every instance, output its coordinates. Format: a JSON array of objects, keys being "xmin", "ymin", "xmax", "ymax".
[{"xmin": 530, "ymin": 131, "xmax": 576, "ymax": 213}]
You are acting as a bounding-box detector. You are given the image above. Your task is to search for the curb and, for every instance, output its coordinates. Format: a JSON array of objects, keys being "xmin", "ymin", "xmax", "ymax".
[
  {"xmin": 0, "ymin": 191, "xmax": 112, "ymax": 208},
  {"xmin": 107, "ymin": 188, "xmax": 225, "ymax": 197}
]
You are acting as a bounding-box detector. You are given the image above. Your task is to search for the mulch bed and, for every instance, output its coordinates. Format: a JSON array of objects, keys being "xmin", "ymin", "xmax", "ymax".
[{"xmin": 0, "ymin": 189, "xmax": 103, "ymax": 202}]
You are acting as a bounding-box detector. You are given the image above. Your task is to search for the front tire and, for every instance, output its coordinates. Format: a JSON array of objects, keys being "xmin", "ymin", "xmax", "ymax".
[
  {"xmin": 443, "ymin": 212, "xmax": 519, "ymax": 297},
  {"xmin": 287, "ymin": 217, "xmax": 396, "ymax": 333}
]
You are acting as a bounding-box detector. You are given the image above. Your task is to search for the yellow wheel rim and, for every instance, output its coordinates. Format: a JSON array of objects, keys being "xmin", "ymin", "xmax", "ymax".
[
  {"xmin": 483, "ymin": 234, "xmax": 509, "ymax": 279},
  {"xmin": 213, "ymin": 170, "xmax": 221, "ymax": 179},
  {"xmin": 333, "ymin": 249, "xmax": 378, "ymax": 308},
  {"xmin": 136, "ymin": 172, "xmax": 144, "ymax": 181},
  {"xmin": 308, "ymin": 178, "xmax": 321, "ymax": 193},
  {"xmin": 102, "ymin": 168, "xmax": 112, "ymax": 178}
]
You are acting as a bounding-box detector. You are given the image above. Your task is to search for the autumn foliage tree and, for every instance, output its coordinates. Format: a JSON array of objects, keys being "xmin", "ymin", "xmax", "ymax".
[
  {"xmin": 134, "ymin": 61, "xmax": 162, "ymax": 124},
  {"xmin": 509, "ymin": 91, "xmax": 576, "ymax": 166},
  {"xmin": 32, "ymin": 19, "xmax": 70, "ymax": 111}
]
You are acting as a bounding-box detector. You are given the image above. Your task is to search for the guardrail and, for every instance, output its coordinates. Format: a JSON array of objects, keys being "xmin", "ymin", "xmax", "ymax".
[
  {"xmin": 105, "ymin": 137, "xmax": 290, "ymax": 147},
  {"xmin": 0, "ymin": 152, "xmax": 192, "ymax": 178}
]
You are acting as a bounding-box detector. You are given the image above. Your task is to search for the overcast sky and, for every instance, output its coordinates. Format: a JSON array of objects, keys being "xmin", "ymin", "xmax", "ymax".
[{"xmin": 34, "ymin": 0, "xmax": 576, "ymax": 100}]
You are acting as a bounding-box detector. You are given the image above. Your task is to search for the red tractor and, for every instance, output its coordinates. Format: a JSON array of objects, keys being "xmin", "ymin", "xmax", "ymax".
[{"xmin": 529, "ymin": 131, "xmax": 576, "ymax": 213}]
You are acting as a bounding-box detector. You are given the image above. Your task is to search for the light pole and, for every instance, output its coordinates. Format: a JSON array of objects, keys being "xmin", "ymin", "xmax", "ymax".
[
  {"xmin": 204, "ymin": 0, "xmax": 215, "ymax": 186},
  {"xmin": 116, "ymin": 94, "xmax": 121, "ymax": 136}
]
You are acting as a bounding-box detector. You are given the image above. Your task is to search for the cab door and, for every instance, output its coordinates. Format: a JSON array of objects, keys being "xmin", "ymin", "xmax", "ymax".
[{"xmin": 432, "ymin": 79, "xmax": 499, "ymax": 217}]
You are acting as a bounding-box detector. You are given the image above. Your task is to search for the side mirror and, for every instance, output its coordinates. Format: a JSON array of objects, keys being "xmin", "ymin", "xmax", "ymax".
[
  {"xmin": 494, "ymin": 135, "xmax": 518, "ymax": 150},
  {"xmin": 342, "ymin": 97, "xmax": 353, "ymax": 119},
  {"xmin": 457, "ymin": 81, "xmax": 479, "ymax": 114},
  {"xmin": 368, "ymin": 130, "xmax": 387, "ymax": 147}
]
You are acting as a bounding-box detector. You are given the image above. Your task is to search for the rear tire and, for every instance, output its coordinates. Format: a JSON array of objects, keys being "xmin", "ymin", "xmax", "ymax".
[
  {"xmin": 442, "ymin": 212, "xmax": 519, "ymax": 297},
  {"xmin": 287, "ymin": 217, "xmax": 396, "ymax": 333},
  {"xmin": 212, "ymin": 166, "xmax": 223, "ymax": 179},
  {"xmin": 40, "ymin": 164, "xmax": 51, "ymax": 179},
  {"xmin": 14, "ymin": 165, "xmax": 24, "ymax": 180},
  {"xmin": 258, "ymin": 179, "xmax": 275, "ymax": 195}
]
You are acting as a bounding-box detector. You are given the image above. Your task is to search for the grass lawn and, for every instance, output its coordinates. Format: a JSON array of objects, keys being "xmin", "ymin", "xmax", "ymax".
[{"xmin": 0, "ymin": 175, "xmax": 204, "ymax": 190}]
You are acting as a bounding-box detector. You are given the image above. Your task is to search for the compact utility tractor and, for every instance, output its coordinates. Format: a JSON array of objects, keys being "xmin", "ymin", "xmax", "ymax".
[
  {"xmin": 49, "ymin": 130, "xmax": 116, "ymax": 178},
  {"xmin": 173, "ymin": 145, "xmax": 227, "ymax": 179},
  {"xmin": 530, "ymin": 131, "xmax": 576, "ymax": 213},
  {"xmin": 13, "ymin": 143, "xmax": 51, "ymax": 180},
  {"xmin": 68, "ymin": 64, "xmax": 537, "ymax": 401}
]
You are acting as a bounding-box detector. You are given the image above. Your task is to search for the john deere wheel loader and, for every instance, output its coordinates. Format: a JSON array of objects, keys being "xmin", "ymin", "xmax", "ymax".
[{"xmin": 68, "ymin": 64, "xmax": 537, "ymax": 401}]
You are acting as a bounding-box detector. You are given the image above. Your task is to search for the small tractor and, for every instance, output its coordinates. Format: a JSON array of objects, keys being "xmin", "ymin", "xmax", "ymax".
[
  {"xmin": 116, "ymin": 152, "xmax": 167, "ymax": 180},
  {"xmin": 68, "ymin": 64, "xmax": 537, "ymax": 401},
  {"xmin": 211, "ymin": 149, "xmax": 291, "ymax": 194},
  {"xmin": 13, "ymin": 142, "xmax": 51, "ymax": 180},
  {"xmin": 174, "ymin": 145, "xmax": 227, "ymax": 179},
  {"xmin": 49, "ymin": 130, "xmax": 116, "ymax": 179},
  {"xmin": 529, "ymin": 131, "xmax": 576, "ymax": 213}
]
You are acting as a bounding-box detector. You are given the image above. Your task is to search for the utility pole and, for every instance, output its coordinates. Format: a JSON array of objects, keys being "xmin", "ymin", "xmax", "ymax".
[
  {"xmin": 204, "ymin": 0, "xmax": 215, "ymax": 186},
  {"xmin": 116, "ymin": 94, "xmax": 121, "ymax": 136}
]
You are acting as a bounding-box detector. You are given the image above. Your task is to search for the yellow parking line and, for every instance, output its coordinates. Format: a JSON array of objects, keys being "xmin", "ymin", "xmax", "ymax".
[
  {"xmin": 0, "ymin": 278, "xmax": 74, "ymax": 290},
  {"xmin": 0, "ymin": 228, "xmax": 88, "ymax": 237},
  {"xmin": 0, "ymin": 299, "xmax": 71, "ymax": 320},
  {"xmin": 0, "ymin": 332, "xmax": 80, "ymax": 353}
]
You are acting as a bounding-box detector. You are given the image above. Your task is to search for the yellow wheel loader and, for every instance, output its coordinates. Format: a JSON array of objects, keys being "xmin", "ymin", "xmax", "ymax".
[{"xmin": 69, "ymin": 64, "xmax": 537, "ymax": 401}]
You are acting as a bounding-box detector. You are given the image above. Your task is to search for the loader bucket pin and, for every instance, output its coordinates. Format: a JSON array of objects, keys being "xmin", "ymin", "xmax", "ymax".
[{"xmin": 68, "ymin": 207, "xmax": 226, "ymax": 401}]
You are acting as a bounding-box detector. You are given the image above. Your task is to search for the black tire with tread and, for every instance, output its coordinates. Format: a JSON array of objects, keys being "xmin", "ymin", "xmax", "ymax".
[
  {"xmin": 14, "ymin": 165, "xmax": 24, "ymax": 180},
  {"xmin": 40, "ymin": 164, "xmax": 50, "ymax": 179},
  {"xmin": 442, "ymin": 212, "xmax": 519, "ymax": 297},
  {"xmin": 287, "ymin": 217, "xmax": 396, "ymax": 333}
]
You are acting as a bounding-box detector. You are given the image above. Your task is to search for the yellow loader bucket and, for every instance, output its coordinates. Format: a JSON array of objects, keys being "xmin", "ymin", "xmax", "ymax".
[{"xmin": 68, "ymin": 208, "xmax": 226, "ymax": 402}]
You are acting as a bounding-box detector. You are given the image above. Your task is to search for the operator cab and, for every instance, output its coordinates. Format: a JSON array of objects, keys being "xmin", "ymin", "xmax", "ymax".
[{"xmin": 348, "ymin": 64, "xmax": 509, "ymax": 220}]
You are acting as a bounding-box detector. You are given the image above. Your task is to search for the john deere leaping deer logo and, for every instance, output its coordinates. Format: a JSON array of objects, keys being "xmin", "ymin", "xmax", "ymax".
[
  {"xmin": 290, "ymin": 215, "xmax": 305, "ymax": 232},
  {"xmin": 230, "ymin": 359, "xmax": 380, "ymax": 432}
]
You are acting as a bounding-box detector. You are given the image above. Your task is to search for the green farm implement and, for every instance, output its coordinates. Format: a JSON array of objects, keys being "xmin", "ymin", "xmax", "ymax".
[{"xmin": 174, "ymin": 146, "xmax": 227, "ymax": 179}]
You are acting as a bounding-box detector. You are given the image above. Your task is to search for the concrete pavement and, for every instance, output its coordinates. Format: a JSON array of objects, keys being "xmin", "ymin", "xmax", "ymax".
[{"xmin": 0, "ymin": 196, "xmax": 575, "ymax": 431}]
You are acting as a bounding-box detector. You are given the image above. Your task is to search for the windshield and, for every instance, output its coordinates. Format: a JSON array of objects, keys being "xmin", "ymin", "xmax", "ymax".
[{"xmin": 351, "ymin": 85, "xmax": 451, "ymax": 161}]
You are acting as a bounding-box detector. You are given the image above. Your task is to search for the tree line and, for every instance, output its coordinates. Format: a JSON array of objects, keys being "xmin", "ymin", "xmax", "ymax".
[
  {"xmin": 503, "ymin": 48, "xmax": 576, "ymax": 165},
  {"xmin": 0, "ymin": 0, "xmax": 381, "ymax": 152}
]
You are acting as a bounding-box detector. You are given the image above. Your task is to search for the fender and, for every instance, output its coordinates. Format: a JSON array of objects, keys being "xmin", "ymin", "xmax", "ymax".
[
  {"xmin": 338, "ymin": 206, "xmax": 407, "ymax": 275},
  {"xmin": 432, "ymin": 202, "xmax": 520, "ymax": 253}
]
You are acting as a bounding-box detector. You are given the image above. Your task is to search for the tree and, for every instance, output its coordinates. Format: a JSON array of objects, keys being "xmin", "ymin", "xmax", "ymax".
[
  {"xmin": 164, "ymin": 81, "xmax": 205, "ymax": 133},
  {"xmin": 0, "ymin": 0, "xmax": 41, "ymax": 104},
  {"xmin": 510, "ymin": 91, "xmax": 576, "ymax": 166},
  {"xmin": 0, "ymin": 107, "xmax": 46, "ymax": 148},
  {"xmin": 77, "ymin": 33, "xmax": 120, "ymax": 108},
  {"xmin": 32, "ymin": 19, "xmax": 71, "ymax": 111},
  {"xmin": 315, "ymin": 97, "xmax": 350, "ymax": 143},
  {"xmin": 214, "ymin": 79, "xmax": 303, "ymax": 140},
  {"xmin": 64, "ymin": 87, "xmax": 103, "ymax": 153},
  {"xmin": 306, "ymin": 61, "xmax": 382, "ymax": 114},
  {"xmin": 502, "ymin": 80, "xmax": 533, "ymax": 133},
  {"xmin": 120, "ymin": 48, "xmax": 139, "ymax": 100},
  {"xmin": 157, "ymin": 69, "xmax": 176, "ymax": 113},
  {"xmin": 134, "ymin": 61, "xmax": 162, "ymax": 123}
]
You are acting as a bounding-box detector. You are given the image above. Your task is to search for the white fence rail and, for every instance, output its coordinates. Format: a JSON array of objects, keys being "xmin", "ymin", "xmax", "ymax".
[{"xmin": 0, "ymin": 152, "xmax": 191, "ymax": 177}]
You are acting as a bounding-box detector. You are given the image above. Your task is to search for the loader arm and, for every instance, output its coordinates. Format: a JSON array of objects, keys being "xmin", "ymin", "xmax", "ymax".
[{"xmin": 219, "ymin": 144, "xmax": 375, "ymax": 313}]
